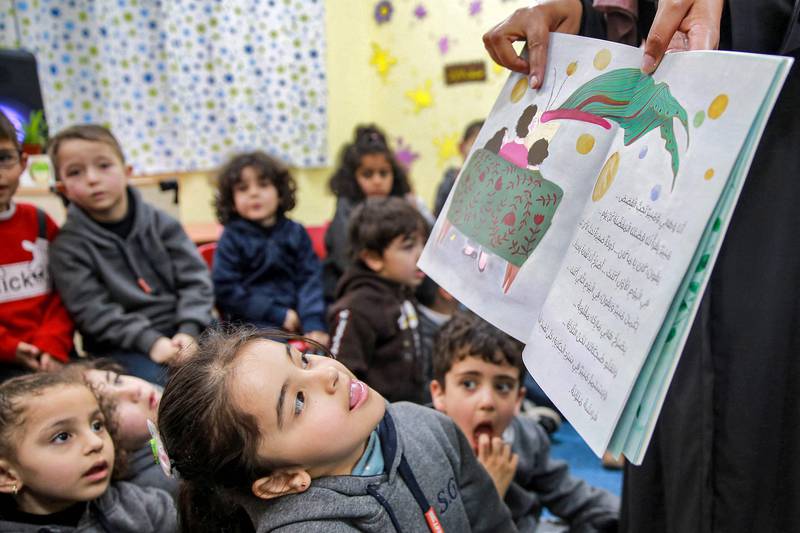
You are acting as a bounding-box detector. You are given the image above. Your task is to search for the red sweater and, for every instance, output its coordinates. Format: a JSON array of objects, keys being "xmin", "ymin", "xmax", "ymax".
[{"xmin": 0, "ymin": 203, "xmax": 74, "ymax": 362}]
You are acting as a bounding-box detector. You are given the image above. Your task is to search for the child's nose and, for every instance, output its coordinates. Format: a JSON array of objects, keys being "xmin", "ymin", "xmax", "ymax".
[
  {"xmin": 84, "ymin": 429, "xmax": 106, "ymax": 454},
  {"xmin": 319, "ymin": 365, "xmax": 339, "ymax": 394},
  {"xmin": 477, "ymin": 387, "xmax": 496, "ymax": 410}
]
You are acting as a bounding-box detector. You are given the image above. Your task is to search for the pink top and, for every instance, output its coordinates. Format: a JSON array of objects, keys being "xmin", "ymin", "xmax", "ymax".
[{"xmin": 498, "ymin": 140, "xmax": 528, "ymax": 168}]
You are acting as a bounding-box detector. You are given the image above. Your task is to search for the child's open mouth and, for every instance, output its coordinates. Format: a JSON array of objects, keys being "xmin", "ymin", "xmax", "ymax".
[
  {"xmin": 473, "ymin": 422, "xmax": 494, "ymax": 445},
  {"xmin": 83, "ymin": 460, "xmax": 110, "ymax": 482},
  {"xmin": 349, "ymin": 379, "xmax": 368, "ymax": 411}
]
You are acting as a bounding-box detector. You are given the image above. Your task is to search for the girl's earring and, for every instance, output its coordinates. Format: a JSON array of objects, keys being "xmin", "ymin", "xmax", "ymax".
[{"xmin": 11, "ymin": 483, "xmax": 18, "ymax": 495}]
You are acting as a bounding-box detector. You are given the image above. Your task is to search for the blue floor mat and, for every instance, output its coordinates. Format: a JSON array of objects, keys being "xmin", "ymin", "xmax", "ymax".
[{"xmin": 548, "ymin": 422, "xmax": 622, "ymax": 497}]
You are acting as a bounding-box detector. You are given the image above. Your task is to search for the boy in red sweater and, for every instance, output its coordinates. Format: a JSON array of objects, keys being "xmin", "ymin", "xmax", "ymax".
[{"xmin": 0, "ymin": 111, "xmax": 73, "ymax": 381}]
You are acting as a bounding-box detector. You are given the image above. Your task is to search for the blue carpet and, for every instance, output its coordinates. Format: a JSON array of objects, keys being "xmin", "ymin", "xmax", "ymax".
[{"xmin": 548, "ymin": 422, "xmax": 622, "ymax": 497}]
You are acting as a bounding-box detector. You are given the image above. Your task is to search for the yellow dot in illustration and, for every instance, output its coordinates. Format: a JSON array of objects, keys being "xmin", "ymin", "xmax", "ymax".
[
  {"xmin": 576, "ymin": 134, "xmax": 595, "ymax": 154},
  {"xmin": 704, "ymin": 168, "xmax": 715, "ymax": 180},
  {"xmin": 449, "ymin": 233, "xmax": 456, "ymax": 241},
  {"xmin": 369, "ymin": 42, "xmax": 397, "ymax": 81},
  {"xmin": 592, "ymin": 152, "xmax": 620, "ymax": 202},
  {"xmin": 510, "ymin": 77, "xmax": 528, "ymax": 103},
  {"xmin": 708, "ymin": 94, "xmax": 728, "ymax": 119},
  {"xmin": 433, "ymin": 132, "xmax": 461, "ymax": 167},
  {"xmin": 566, "ymin": 61, "xmax": 578, "ymax": 76},
  {"xmin": 593, "ymin": 49, "xmax": 612, "ymax": 70}
]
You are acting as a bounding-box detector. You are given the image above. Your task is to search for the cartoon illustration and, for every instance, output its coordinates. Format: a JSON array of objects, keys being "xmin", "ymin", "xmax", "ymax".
[
  {"xmin": 541, "ymin": 67, "xmax": 689, "ymax": 189},
  {"xmin": 438, "ymin": 65, "xmax": 689, "ymax": 294}
]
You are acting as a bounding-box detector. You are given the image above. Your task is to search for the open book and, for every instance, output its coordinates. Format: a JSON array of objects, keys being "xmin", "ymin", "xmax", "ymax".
[{"xmin": 419, "ymin": 33, "xmax": 792, "ymax": 464}]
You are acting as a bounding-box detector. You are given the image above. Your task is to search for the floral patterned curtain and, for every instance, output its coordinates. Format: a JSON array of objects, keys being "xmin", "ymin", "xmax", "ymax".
[{"xmin": 0, "ymin": 0, "xmax": 328, "ymax": 172}]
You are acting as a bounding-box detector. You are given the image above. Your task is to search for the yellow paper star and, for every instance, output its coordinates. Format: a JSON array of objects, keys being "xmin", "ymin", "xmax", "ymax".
[
  {"xmin": 370, "ymin": 42, "xmax": 397, "ymax": 81},
  {"xmin": 405, "ymin": 80, "xmax": 433, "ymax": 113},
  {"xmin": 433, "ymin": 132, "xmax": 460, "ymax": 167}
]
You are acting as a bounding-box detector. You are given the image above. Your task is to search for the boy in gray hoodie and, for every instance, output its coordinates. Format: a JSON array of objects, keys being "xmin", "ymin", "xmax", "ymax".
[
  {"xmin": 430, "ymin": 312, "xmax": 619, "ymax": 532},
  {"xmin": 47, "ymin": 125, "xmax": 213, "ymax": 384}
]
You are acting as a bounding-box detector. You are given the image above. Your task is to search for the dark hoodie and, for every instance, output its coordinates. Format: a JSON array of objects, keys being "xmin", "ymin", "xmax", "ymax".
[
  {"xmin": 328, "ymin": 263, "xmax": 426, "ymax": 404},
  {"xmin": 212, "ymin": 216, "xmax": 325, "ymax": 332},
  {"xmin": 242, "ymin": 402, "xmax": 518, "ymax": 532},
  {"xmin": 49, "ymin": 187, "xmax": 214, "ymax": 355}
]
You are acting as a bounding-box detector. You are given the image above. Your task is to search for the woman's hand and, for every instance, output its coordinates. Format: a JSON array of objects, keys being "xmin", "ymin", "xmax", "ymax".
[{"xmin": 482, "ymin": 1, "xmax": 583, "ymax": 89}]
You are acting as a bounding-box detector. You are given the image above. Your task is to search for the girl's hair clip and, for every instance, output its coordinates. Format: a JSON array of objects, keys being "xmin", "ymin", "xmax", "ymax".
[{"xmin": 147, "ymin": 419, "xmax": 174, "ymax": 478}]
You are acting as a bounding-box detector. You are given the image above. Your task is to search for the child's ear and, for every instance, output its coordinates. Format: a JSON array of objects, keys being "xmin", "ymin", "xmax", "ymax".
[
  {"xmin": 430, "ymin": 379, "xmax": 447, "ymax": 413},
  {"xmin": 19, "ymin": 152, "xmax": 28, "ymax": 171},
  {"xmin": 251, "ymin": 468, "xmax": 311, "ymax": 500},
  {"xmin": 514, "ymin": 386, "xmax": 526, "ymax": 416},
  {"xmin": 359, "ymin": 250, "xmax": 384, "ymax": 273},
  {"xmin": 0, "ymin": 459, "xmax": 21, "ymax": 495}
]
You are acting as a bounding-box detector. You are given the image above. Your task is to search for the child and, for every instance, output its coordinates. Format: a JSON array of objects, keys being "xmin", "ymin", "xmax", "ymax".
[
  {"xmin": 77, "ymin": 359, "xmax": 178, "ymax": 497},
  {"xmin": 47, "ymin": 124, "xmax": 214, "ymax": 385},
  {"xmin": 0, "ymin": 111, "xmax": 74, "ymax": 381},
  {"xmin": 0, "ymin": 371, "xmax": 176, "ymax": 531},
  {"xmin": 328, "ymin": 197, "xmax": 428, "ymax": 404},
  {"xmin": 433, "ymin": 119, "xmax": 483, "ymax": 217},
  {"xmin": 323, "ymin": 125, "xmax": 430, "ymax": 302},
  {"xmin": 156, "ymin": 326, "xmax": 516, "ymax": 532},
  {"xmin": 212, "ymin": 152, "xmax": 328, "ymax": 346},
  {"xmin": 430, "ymin": 312, "xmax": 619, "ymax": 533}
]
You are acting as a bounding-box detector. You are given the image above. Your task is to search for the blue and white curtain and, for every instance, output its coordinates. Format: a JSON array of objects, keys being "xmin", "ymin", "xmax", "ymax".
[{"xmin": 0, "ymin": 0, "xmax": 328, "ymax": 172}]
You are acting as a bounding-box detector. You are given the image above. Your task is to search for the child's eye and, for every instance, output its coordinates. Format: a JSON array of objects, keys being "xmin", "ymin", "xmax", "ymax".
[
  {"xmin": 91, "ymin": 419, "xmax": 105, "ymax": 432},
  {"xmin": 300, "ymin": 352, "xmax": 310, "ymax": 369},
  {"xmin": 294, "ymin": 391, "xmax": 305, "ymax": 415},
  {"xmin": 52, "ymin": 432, "xmax": 71, "ymax": 443},
  {"xmin": 65, "ymin": 168, "xmax": 82, "ymax": 177},
  {"xmin": 461, "ymin": 380, "xmax": 477, "ymax": 391},
  {"xmin": 495, "ymin": 382, "xmax": 513, "ymax": 394}
]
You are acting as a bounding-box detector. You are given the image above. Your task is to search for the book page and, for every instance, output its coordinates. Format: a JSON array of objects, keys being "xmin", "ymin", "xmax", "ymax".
[
  {"xmin": 419, "ymin": 35, "xmax": 643, "ymax": 340},
  {"xmin": 524, "ymin": 43, "xmax": 788, "ymax": 456}
]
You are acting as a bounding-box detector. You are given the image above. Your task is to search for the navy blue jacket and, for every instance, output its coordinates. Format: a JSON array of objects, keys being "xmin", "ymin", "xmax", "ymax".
[{"xmin": 212, "ymin": 216, "xmax": 326, "ymax": 333}]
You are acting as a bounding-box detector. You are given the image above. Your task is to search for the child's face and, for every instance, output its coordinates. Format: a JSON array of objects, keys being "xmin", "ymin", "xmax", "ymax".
[
  {"xmin": 0, "ymin": 384, "xmax": 115, "ymax": 514},
  {"xmin": 355, "ymin": 153, "xmax": 394, "ymax": 198},
  {"xmin": 431, "ymin": 355, "xmax": 524, "ymax": 452},
  {"xmin": 56, "ymin": 139, "xmax": 130, "ymax": 222},
  {"xmin": 231, "ymin": 340, "xmax": 386, "ymax": 479},
  {"xmin": 367, "ymin": 232, "xmax": 426, "ymax": 288},
  {"xmin": 233, "ymin": 165, "xmax": 280, "ymax": 226},
  {"xmin": 0, "ymin": 139, "xmax": 25, "ymax": 212},
  {"xmin": 85, "ymin": 369, "xmax": 161, "ymax": 451}
]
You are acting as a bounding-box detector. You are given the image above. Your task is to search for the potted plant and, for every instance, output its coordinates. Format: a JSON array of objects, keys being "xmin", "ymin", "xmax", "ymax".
[{"xmin": 21, "ymin": 110, "xmax": 47, "ymax": 155}]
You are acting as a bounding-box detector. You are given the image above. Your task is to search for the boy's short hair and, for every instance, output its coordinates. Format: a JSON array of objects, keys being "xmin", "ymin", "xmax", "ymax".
[
  {"xmin": 462, "ymin": 120, "xmax": 484, "ymax": 144},
  {"xmin": 214, "ymin": 151, "xmax": 297, "ymax": 224},
  {"xmin": 433, "ymin": 311, "xmax": 525, "ymax": 386},
  {"xmin": 348, "ymin": 196, "xmax": 428, "ymax": 259},
  {"xmin": 46, "ymin": 124, "xmax": 125, "ymax": 180},
  {"xmin": 0, "ymin": 111, "xmax": 21, "ymax": 151}
]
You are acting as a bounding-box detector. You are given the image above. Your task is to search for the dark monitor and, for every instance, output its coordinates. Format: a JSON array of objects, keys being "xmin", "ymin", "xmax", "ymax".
[{"xmin": 0, "ymin": 49, "xmax": 47, "ymax": 145}]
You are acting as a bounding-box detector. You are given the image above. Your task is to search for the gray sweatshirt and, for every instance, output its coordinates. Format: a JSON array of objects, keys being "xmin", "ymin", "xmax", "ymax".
[
  {"xmin": 0, "ymin": 481, "xmax": 177, "ymax": 532},
  {"xmin": 504, "ymin": 416, "xmax": 619, "ymax": 533},
  {"xmin": 50, "ymin": 187, "xmax": 213, "ymax": 355},
  {"xmin": 242, "ymin": 402, "xmax": 518, "ymax": 532}
]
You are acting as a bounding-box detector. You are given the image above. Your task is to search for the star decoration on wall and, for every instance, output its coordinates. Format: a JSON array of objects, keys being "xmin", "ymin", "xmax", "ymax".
[
  {"xmin": 405, "ymin": 80, "xmax": 434, "ymax": 113},
  {"xmin": 433, "ymin": 132, "xmax": 460, "ymax": 167},
  {"xmin": 370, "ymin": 42, "xmax": 397, "ymax": 80}
]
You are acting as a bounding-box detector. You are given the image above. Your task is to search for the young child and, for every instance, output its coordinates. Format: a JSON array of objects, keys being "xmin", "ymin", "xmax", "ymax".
[
  {"xmin": 0, "ymin": 371, "xmax": 176, "ymax": 531},
  {"xmin": 328, "ymin": 197, "xmax": 428, "ymax": 404},
  {"xmin": 212, "ymin": 151, "xmax": 328, "ymax": 346},
  {"xmin": 77, "ymin": 359, "xmax": 178, "ymax": 497},
  {"xmin": 47, "ymin": 124, "xmax": 214, "ymax": 385},
  {"xmin": 0, "ymin": 111, "xmax": 74, "ymax": 381},
  {"xmin": 433, "ymin": 119, "xmax": 483, "ymax": 217},
  {"xmin": 155, "ymin": 326, "xmax": 516, "ymax": 532},
  {"xmin": 430, "ymin": 312, "xmax": 619, "ymax": 533},
  {"xmin": 323, "ymin": 125, "xmax": 430, "ymax": 302}
]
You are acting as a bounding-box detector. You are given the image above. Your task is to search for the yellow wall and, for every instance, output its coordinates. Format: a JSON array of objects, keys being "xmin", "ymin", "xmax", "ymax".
[{"xmin": 179, "ymin": 1, "xmax": 529, "ymax": 226}]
